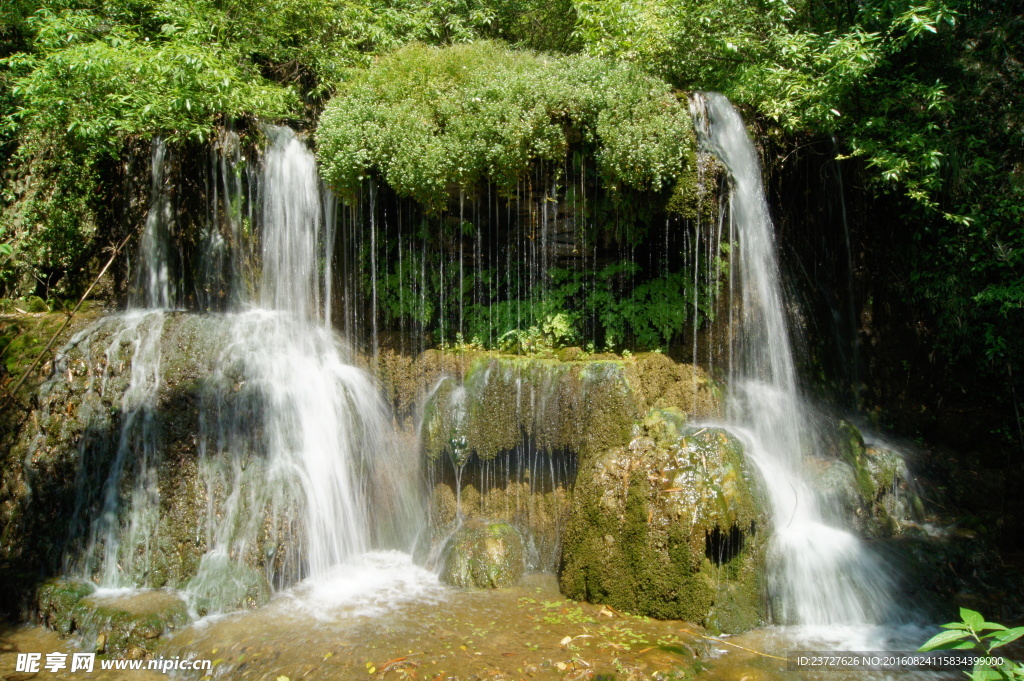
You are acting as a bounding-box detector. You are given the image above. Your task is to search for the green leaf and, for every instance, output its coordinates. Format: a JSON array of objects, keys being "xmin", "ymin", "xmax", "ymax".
[
  {"xmin": 919, "ymin": 629, "xmax": 971, "ymax": 652},
  {"xmin": 961, "ymin": 608, "xmax": 985, "ymax": 631},
  {"xmin": 987, "ymin": 627, "xmax": 1024, "ymax": 650}
]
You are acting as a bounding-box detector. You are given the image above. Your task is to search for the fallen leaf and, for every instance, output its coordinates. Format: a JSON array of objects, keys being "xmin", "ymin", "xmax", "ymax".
[{"xmin": 560, "ymin": 636, "xmax": 573, "ymax": 647}]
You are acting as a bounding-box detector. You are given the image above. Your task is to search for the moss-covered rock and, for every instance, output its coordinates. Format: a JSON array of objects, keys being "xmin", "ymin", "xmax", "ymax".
[
  {"xmin": 559, "ymin": 413, "xmax": 768, "ymax": 631},
  {"xmin": 820, "ymin": 420, "xmax": 920, "ymax": 538},
  {"xmin": 4, "ymin": 311, "xmax": 339, "ymax": 615},
  {"xmin": 418, "ymin": 352, "xmax": 721, "ymax": 464},
  {"xmin": 36, "ymin": 578, "xmax": 96, "ymax": 635},
  {"xmin": 414, "ymin": 352, "xmax": 723, "ymax": 573},
  {"xmin": 441, "ymin": 520, "xmax": 525, "ymax": 589},
  {"xmin": 35, "ymin": 579, "xmax": 190, "ymax": 656},
  {"xmin": 70, "ymin": 590, "xmax": 190, "ymax": 656}
]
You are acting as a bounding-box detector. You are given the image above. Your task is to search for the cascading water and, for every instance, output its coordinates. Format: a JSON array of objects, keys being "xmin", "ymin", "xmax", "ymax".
[
  {"xmin": 690, "ymin": 92, "xmax": 896, "ymax": 627},
  {"xmin": 132, "ymin": 139, "xmax": 176, "ymax": 310},
  {"xmin": 49, "ymin": 126, "xmax": 423, "ymax": 613}
]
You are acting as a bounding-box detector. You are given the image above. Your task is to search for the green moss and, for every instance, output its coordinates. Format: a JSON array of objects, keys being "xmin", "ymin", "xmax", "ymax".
[
  {"xmin": 421, "ymin": 354, "xmax": 640, "ymax": 464},
  {"xmin": 36, "ymin": 578, "xmax": 96, "ymax": 635},
  {"xmin": 441, "ymin": 520, "xmax": 525, "ymax": 589},
  {"xmin": 70, "ymin": 591, "xmax": 190, "ymax": 656},
  {"xmin": 36, "ymin": 581, "xmax": 190, "ymax": 656},
  {"xmin": 559, "ymin": 417, "xmax": 767, "ymax": 628}
]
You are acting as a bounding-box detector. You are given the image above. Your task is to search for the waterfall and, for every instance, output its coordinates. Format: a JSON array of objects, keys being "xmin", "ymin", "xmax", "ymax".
[
  {"xmin": 691, "ymin": 92, "xmax": 896, "ymax": 626},
  {"xmin": 52, "ymin": 127, "xmax": 419, "ymax": 612},
  {"xmin": 260, "ymin": 126, "xmax": 323, "ymax": 321},
  {"xmin": 132, "ymin": 139, "xmax": 176, "ymax": 310}
]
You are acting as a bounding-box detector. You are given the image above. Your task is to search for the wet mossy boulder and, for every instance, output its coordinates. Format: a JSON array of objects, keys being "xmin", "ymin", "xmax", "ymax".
[
  {"xmin": 559, "ymin": 411, "xmax": 768, "ymax": 632},
  {"xmin": 441, "ymin": 521, "xmax": 525, "ymax": 588},
  {"xmin": 417, "ymin": 353, "xmax": 722, "ymax": 574},
  {"xmin": 822, "ymin": 420, "xmax": 920, "ymax": 538},
  {"xmin": 36, "ymin": 580, "xmax": 190, "ymax": 656},
  {"xmin": 7, "ymin": 311, "xmax": 327, "ymax": 616},
  {"xmin": 36, "ymin": 578, "xmax": 96, "ymax": 635},
  {"xmin": 406, "ymin": 350, "xmax": 721, "ymax": 463},
  {"xmin": 71, "ymin": 590, "xmax": 190, "ymax": 656}
]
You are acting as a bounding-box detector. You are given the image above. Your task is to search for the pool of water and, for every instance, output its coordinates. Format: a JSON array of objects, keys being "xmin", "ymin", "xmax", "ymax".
[{"xmin": 3, "ymin": 557, "xmax": 985, "ymax": 681}]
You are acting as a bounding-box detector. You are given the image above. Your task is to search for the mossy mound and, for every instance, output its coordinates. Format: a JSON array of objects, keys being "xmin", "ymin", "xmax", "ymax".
[
  {"xmin": 36, "ymin": 578, "xmax": 97, "ymax": 635},
  {"xmin": 822, "ymin": 420, "xmax": 920, "ymax": 538},
  {"xmin": 411, "ymin": 351, "xmax": 722, "ymax": 573},
  {"xmin": 418, "ymin": 352, "xmax": 721, "ymax": 464},
  {"xmin": 441, "ymin": 520, "xmax": 525, "ymax": 589},
  {"xmin": 36, "ymin": 579, "xmax": 190, "ymax": 656},
  {"xmin": 559, "ymin": 412, "xmax": 768, "ymax": 632},
  {"xmin": 71, "ymin": 590, "xmax": 190, "ymax": 657}
]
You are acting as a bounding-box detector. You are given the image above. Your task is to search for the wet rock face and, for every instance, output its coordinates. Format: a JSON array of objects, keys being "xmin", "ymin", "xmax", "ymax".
[
  {"xmin": 8, "ymin": 312, "xmax": 315, "ymax": 611},
  {"xmin": 559, "ymin": 411, "xmax": 768, "ymax": 632},
  {"xmin": 819, "ymin": 420, "xmax": 920, "ymax": 538},
  {"xmin": 441, "ymin": 521, "xmax": 525, "ymax": 589},
  {"xmin": 417, "ymin": 351, "xmax": 723, "ymax": 573},
  {"xmin": 36, "ymin": 579, "xmax": 190, "ymax": 656}
]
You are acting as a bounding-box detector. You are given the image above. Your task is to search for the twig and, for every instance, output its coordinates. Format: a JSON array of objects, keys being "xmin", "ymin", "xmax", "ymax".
[
  {"xmin": 678, "ymin": 625, "xmax": 789, "ymax": 662},
  {"xmin": 5, "ymin": 230, "xmax": 136, "ymax": 406}
]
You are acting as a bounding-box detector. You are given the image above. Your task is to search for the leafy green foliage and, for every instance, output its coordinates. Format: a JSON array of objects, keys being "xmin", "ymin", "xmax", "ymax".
[
  {"xmin": 317, "ymin": 42, "xmax": 693, "ymax": 208},
  {"xmin": 920, "ymin": 608, "xmax": 1024, "ymax": 680}
]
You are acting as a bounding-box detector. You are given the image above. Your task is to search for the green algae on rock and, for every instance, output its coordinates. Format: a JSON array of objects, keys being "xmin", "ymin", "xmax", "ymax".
[
  {"xmin": 822, "ymin": 420, "xmax": 920, "ymax": 538},
  {"xmin": 441, "ymin": 520, "xmax": 526, "ymax": 589},
  {"xmin": 415, "ymin": 351, "xmax": 724, "ymax": 575},
  {"xmin": 559, "ymin": 414, "xmax": 768, "ymax": 632},
  {"xmin": 36, "ymin": 578, "xmax": 190, "ymax": 657},
  {"xmin": 418, "ymin": 351, "xmax": 721, "ymax": 464}
]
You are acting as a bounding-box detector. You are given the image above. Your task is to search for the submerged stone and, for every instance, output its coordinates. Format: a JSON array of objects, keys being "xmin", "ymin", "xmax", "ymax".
[{"xmin": 441, "ymin": 521, "xmax": 525, "ymax": 589}]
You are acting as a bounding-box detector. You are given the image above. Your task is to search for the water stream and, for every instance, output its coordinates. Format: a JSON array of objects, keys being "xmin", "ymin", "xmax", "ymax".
[{"xmin": 691, "ymin": 92, "xmax": 898, "ymax": 627}]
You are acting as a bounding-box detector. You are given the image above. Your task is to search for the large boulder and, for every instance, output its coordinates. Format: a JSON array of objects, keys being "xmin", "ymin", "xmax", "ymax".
[
  {"xmin": 559, "ymin": 409, "xmax": 768, "ymax": 632},
  {"xmin": 818, "ymin": 420, "xmax": 922, "ymax": 538}
]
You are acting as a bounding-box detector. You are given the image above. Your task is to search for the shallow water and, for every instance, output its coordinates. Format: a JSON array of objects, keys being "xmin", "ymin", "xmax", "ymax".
[
  {"xmin": 161, "ymin": 568, "xmax": 708, "ymax": 680},
  {"xmin": 7, "ymin": 565, "xmax": 985, "ymax": 681}
]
